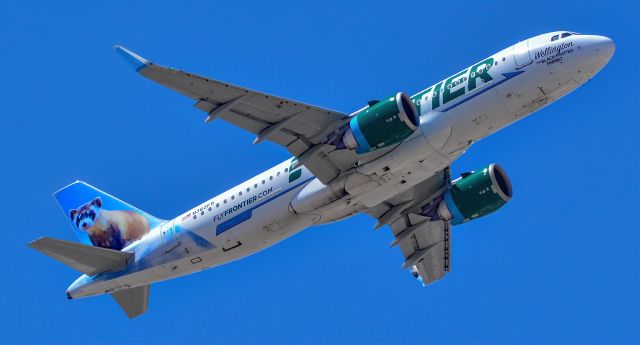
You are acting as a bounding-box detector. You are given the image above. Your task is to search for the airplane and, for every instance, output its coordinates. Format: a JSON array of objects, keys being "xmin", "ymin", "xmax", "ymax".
[{"xmin": 30, "ymin": 31, "xmax": 614, "ymax": 318}]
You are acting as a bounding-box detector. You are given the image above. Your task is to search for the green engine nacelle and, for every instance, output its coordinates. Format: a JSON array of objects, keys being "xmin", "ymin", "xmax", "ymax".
[
  {"xmin": 438, "ymin": 164, "xmax": 513, "ymax": 225},
  {"xmin": 342, "ymin": 92, "xmax": 419, "ymax": 153}
]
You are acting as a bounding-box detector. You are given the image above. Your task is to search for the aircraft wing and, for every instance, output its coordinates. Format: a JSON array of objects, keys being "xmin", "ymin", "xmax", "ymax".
[
  {"xmin": 115, "ymin": 45, "xmax": 362, "ymax": 184},
  {"xmin": 365, "ymin": 168, "xmax": 452, "ymax": 285}
]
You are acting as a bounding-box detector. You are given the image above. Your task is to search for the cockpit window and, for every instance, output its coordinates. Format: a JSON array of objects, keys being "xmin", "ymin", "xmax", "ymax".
[
  {"xmin": 561, "ymin": 32, "xmax": 573, "ymax": 38},
  {"xmin": 551, "ymin": 35, "xmax": 559, "ymax": 41}
]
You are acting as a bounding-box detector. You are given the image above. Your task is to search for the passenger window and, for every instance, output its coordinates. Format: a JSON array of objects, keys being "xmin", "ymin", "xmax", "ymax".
[
  {"xmin": 561, "ymin": 32, "xmax": 572, "ymax": 38},
  {"xmin": 551, "ymin": 35, "xmax": 559, "ymax": 41}
]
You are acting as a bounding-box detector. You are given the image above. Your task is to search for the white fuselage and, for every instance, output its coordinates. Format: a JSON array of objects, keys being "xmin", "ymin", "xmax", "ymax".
[{"xmin": 68, "ymin": 32, "xmax": 614, "ymax": 298}]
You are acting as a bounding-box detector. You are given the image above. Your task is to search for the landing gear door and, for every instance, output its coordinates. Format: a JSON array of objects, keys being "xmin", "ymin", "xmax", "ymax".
[
  {"xmin": 513, "ymin": 40, "xmax": 532, "ymax": 69},
  {"xmin": 160, "ymin": 220, "xmax": 180, "ymax": 252}
]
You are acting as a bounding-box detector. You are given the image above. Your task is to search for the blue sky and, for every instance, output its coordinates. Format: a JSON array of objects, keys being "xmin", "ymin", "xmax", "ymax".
[{"xmin": 1, "ymin": 1, "xmax": 638, "ymax": 344}]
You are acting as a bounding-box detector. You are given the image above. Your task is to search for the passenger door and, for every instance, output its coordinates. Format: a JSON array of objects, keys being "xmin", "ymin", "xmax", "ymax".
[{"xmin": 513, "ymin": 40, "xmax": 532, "ymax": 69}]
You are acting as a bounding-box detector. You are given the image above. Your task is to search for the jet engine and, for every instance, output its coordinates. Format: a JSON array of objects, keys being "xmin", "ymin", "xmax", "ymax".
[
  {"xmin": 437, "ymin": 163, "xmax": 513, "ymax": 225},
  {"xmin": 341, "ymin": 92, "xmax": 419, "ymax": 153}
]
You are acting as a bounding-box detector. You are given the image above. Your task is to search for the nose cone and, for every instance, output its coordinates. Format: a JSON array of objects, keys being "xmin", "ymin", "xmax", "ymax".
[
  {"xmin": 572, "ymin": 35, "xmax": 615, "ymax": 77},
  {"xmin": 590, "ymin": 35, "xmax": 616, "ymax": 64}
]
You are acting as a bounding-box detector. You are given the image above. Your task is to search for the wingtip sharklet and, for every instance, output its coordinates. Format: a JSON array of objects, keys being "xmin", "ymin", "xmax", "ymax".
[{"xmin": 114, "ymin": 45, "xmax": 151, "ymax": 72}]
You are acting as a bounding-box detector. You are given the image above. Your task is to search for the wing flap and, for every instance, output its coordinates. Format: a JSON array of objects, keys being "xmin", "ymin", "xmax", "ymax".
[
  {"xmin": 392, "ymin": 218, "xmax": 450, "ymax": 285},
  {"xmin": 414, "ymin": 242, "xmax": 447, "ymax": 283},
  {"xmin": 366, "ymin": 168, "xmax": 452, "ymax": 286}
]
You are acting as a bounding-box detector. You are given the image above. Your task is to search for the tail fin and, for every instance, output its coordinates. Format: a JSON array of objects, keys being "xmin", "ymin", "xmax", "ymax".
[{"xmin": 55, "ymin": 181, "xmax": 162, "ymax": 250}]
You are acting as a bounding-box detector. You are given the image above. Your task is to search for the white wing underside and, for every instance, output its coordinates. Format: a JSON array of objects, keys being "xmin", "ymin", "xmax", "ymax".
[
  {"xmin": 116, "ymin": 45, "xmax": 398, "ymax": 184},
  {"xmin": 366, "ymin": 169, "xmax": 452, "ymax": 285}
]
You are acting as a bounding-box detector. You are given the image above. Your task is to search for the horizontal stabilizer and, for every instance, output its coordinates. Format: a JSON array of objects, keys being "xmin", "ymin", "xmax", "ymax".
[
  {"xmin": 112, "ymin": 284, "xmax": 150, "ymax": 319},
  {"xmin": 29, "ymin": 237, "xmax": 132, "ymax": 276}
]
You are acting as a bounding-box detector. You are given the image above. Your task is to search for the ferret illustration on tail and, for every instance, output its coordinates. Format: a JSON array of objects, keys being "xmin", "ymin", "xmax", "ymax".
[{"xmin": 69, "ymin": 197, "xmax": 150, "ymax": 250}]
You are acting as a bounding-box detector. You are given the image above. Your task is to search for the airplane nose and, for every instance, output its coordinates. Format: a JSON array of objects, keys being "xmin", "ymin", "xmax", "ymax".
[{"xmin": 590, "ymin": 35, "xmax": 615, "ymax": 63}]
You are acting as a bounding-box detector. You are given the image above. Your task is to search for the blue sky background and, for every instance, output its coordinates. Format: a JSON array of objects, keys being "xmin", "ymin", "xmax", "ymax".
[{"xmin": 1, "ymin": 1, "xmax": 638, "ymax": 344}]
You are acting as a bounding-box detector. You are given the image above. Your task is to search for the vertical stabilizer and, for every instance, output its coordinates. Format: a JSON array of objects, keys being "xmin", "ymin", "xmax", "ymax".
[{"xmin": 55, "ymin": 181, "xmax": 163, "ymax": 250}]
